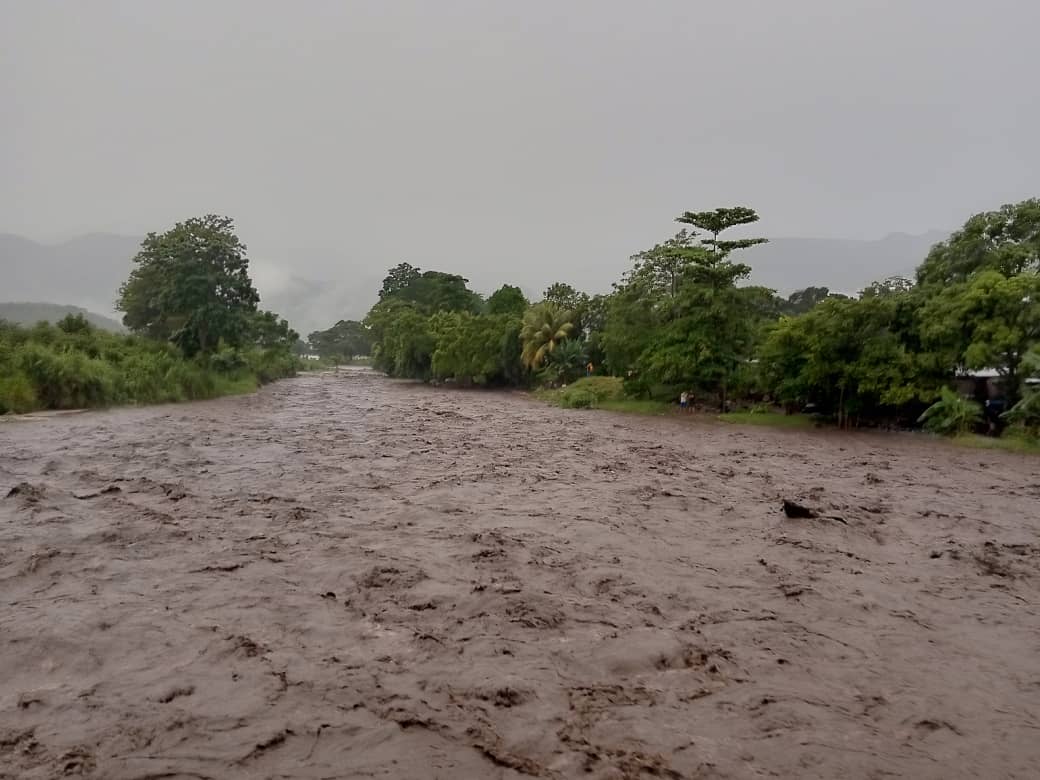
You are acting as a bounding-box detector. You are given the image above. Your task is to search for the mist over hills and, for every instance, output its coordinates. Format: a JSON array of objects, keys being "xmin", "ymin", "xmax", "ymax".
[
  {"xmin": 1, "ymin": 229, "xmax": 948, "ymax": 336},
  {"xmin": 742, "ymin": 231, "xmax": 949, "ymax": 296},
  {"xmin": 0, "ymin": 302, "xmax": 125, "ymax": 332}
]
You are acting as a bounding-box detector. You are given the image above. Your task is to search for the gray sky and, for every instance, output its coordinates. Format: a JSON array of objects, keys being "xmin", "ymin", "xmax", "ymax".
[{"xmin": 3, "ymin": 0, "xmax": 1038, "ymax": 300}]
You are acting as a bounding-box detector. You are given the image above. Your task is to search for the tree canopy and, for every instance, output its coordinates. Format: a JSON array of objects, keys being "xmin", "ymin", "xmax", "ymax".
[
  {"xmin": 308, "ymin": 320, "xmax": 371, "ymax": 360},
  {"xmin": 117, "ymin": 215, "xmax": 260, "ymax": 355},
  {"xmin": 351, "ymin": 198, "xmax": 1040, "ymax": 439},
  {"xmin": 916, "ymin": 199, "xmax": 1040, "ymax": 287},
  {"xmin": 485, "ymin": 285, "xmax": 529, "ymax": 317}
]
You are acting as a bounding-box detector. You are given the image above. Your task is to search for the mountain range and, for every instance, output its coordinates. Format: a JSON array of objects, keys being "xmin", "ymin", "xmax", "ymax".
[
  {"xmin": 0, "ymin": 302, "xmax": 125, "ymax": 332},
  {"xmin": 1, "ymin": 230, "xmax": 948, "ymax": 335}
]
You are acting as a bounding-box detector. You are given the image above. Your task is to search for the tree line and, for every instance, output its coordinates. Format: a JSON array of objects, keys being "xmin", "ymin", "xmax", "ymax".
[
  {"xmin": 0, "ymin": 215, "xmax": 300, "ymax": 414},
  {"xmin": 335, "ymin": 199, "xmax": 1039, "ymax": 437}
]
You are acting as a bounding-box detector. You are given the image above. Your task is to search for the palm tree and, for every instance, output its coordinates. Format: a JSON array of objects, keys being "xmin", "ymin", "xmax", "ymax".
[{"xmin": 520, "ymin": 302, "xmax": 574, "ymax": 369}]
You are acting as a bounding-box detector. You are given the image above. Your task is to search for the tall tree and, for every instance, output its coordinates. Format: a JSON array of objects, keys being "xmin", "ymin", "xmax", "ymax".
[
  {"xmin": 675, "ymin": 206, "xmax": 768, "ymax": 256},
  {"xmin": 251, "ymin": 310, "xmax": 299, "ymax": 350},
  {"xmin": 379, "ymin": 263, "xmax": 422, "ymax": 299},
  {"xmin": 395, "ymin": 271, "xmax": 482, "ymax": 313},
  {"xmin": 627, "ymin": 230, "xmax": 704, "ymax": 310},
  {"xmin": 919, "ymin": 269, "xmax": 1040, "ymax": 405},
  {"xmin": 631, "ymin": 207, "xmax": 769, "ymax": 409},
  {"xmin": 543, "ymin": 282, "xmax": 587, "ymax": 312},
  {"xmin": 486, "ymin": 284, "xmax": 529, "ymax": 317},
  {"xmin": 117, "ymin": 215, "xmax": 260, "ymax": 355},
  {"xmin": 543, "ymin": 282, "xmax": 591, "ymax": 335},
  {"xmin": 916, "ymin": 199, "xmax": 1040, "ymax": 288}
]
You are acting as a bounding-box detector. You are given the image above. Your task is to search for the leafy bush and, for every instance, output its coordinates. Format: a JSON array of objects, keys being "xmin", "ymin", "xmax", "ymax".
[
  {"xmin": 0, "ymin": 319, "xmax": 296, "ymax": 413},
  {"xmin": 0, "ymin": 372, "xmax": 37, "ymax": 414},
  {"xmin": 17, "ymin": 343, "xmax": 118, "ymax": 408},
  {"xmin": 917, "ymin": 387, "xmax": 983, "ymax": 435},
  {"xmin": 1002, "ymin": 390, "xmax": 1040, "ymax": 437},
  {"xmin": 562, "ymin": 376, "xmax": 625, "ymax": 402},
  {"xmin": 559, "ymin": 388, "xmax": 599, "ymax": 408},
  {"xmin": 209, "ymin": 345, "xmax": 248, "ymax": 373}
]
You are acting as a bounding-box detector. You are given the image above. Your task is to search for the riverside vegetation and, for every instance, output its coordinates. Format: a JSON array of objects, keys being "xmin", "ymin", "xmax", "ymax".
[
  {"xmin": 0, "ymin": 215, "xmax": 299, "ymax": 414},
  {"xmin": 338, "ymin": 200, "xmax": 1040, "ymax": 445}
]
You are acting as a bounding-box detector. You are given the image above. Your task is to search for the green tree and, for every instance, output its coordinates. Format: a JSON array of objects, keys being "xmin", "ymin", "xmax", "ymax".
[
  {"xmin": 379, "ymin": 262, "xmax": 422, "ymax": 300},
  {"xmin": 675, "ymin": 206, "xmax": 768, "ymax": 256},
  {"xmin": 543, "ymin": 282, "xmax": 587, "ymax": 313},
  {"xmin": 541, "ymin": 338, "xmax": 587, "ymax": 385},
  {"xmin": 57, "ymin": 313, "xmax": 93, "ymax": 334},
  {"xmin": 398, "ymin": 271, "xmax": 482, "ymax": 313},
  {"xmin": 308, "ymin": 319, "xmax": 371, "ymax": 360},
  {"xmin": 631, "ymin": 207, "xmax": 769, "ymax": 409},
  {"xmin": 376, "ymin": 307, "xmax": 435, "ymax": 378},
  {"xmin": 636, "ymin": 257, "xmax": 755, "ymax": 409},
  {"xmin": 486, "ymin": 284, "xmax": 529, "ymax": 317},
  {"xmin": 520, "ymin": 302, "xmax": 574, "ymax": 370},
  {"xmin": 760, "ymin": 296, "xmax": 932, "ymax": 425},
  {"xmin": 543, "ymin": 282, "xmax": 591, "ymax": 336},
  {"xmin": 919, "ymin": 269, "xmax": 1040, "ymax": 405},
  {"xmin": 783, "ymin": 286, "xmax": 832, "ymax": 315},
  {"xmin": 429, "ymin": 312, "xmax": 521, "ymax": 385},
  {"xmin": 600, "ymin": 232, "xmax": 707, "ymax": 379},
  {"xmin": 117, "ymin": 215, "xmax": 260, "ymax": 355},
  {"xmin": 860, "ymin": 276, "xmax": 914, "ymax": 299},
  {"xmin": 250, "ymin": 310, "xmax": 299, "ymax": 350},
  {"xmin": 917, "ymin": 199, "xmax": 1040, "ymax": 288}
]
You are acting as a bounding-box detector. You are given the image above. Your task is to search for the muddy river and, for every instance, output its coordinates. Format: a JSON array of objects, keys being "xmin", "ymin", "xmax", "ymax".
[{"xmin": 2, "ymin": 369, "xmax": 1038, "ymax": 779}]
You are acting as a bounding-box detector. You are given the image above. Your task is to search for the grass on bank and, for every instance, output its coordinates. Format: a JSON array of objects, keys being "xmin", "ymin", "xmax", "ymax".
[
  {"xmin": 540, "ymin": 377, "xmax": 809, "ymax": 423},
  {"xmin": 534, "ymin": 376, "xmax": 1040, "ymax": 452},
  {"xmin": 718, "ymin": 411, "xmax": 813, "ymax": 429},
  {"xmin": 952, "ymin": 432, "xmax": 1040, "ymax": 454},
  {"xmin": 0, "ymin": 319, "xmax": 297, "ymax": 415},
  {"xmin": 598, "ymin": 398, "xmax": 672, "ymax": 415}
]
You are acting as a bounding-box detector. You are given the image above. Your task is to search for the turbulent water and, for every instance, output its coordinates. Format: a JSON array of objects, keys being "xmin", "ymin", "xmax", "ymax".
[{"xmin": 2, "ymin": 368, "xmax": 1039, "ymax": 779}]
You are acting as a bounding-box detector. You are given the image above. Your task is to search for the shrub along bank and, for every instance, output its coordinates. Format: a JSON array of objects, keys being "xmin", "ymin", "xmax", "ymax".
[{"xmin": 0, "ymin": 316, "xmax": 297, "ymax": 415}]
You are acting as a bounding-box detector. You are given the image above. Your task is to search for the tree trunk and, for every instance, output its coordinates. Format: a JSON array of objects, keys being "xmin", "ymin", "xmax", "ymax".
[{"xmin": 1005, "ymin": 356, "xmax": 1021, "ymax": 408}]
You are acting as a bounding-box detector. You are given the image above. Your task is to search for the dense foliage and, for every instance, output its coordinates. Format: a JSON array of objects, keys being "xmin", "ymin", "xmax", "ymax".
[
  {"xmin": 918, "ymin": 387, "xmax": 983, "ymax": 435},
  {"xmin": 118, "ymin": 215, "xmax": 266, "ymax": 355},
  {"xmin": 2, "ymin": 216, "xmax": 300, "ymax": 414},
  {"xmin": 307, "ymin": 319, "xmax": 372, "ymax": 362},
  {"xmin": 356, "ymin": 199, "xmax": 1040, "ymax": 441},
  {"xmin": 0, "ymin": 315, "xmax": 295, "ymax": 414}
]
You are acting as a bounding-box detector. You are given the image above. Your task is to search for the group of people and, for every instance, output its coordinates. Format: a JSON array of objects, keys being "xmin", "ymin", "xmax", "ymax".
[{"xmin": 678, "ymin": 390, "xmax": 695, "ymax": 413}]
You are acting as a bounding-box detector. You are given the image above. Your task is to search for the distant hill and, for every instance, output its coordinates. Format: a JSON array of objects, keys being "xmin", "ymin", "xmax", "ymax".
[
  {"xmin": 0, "ymin": 302, "xmax": 126, "ymax": 332},
  {"xmin": 743, "ymin": 231, "xmax": 950, "ymax": 296},
  {"xmin": 1, "ymin": 232, "xmax": 142, "ymax": 319}
]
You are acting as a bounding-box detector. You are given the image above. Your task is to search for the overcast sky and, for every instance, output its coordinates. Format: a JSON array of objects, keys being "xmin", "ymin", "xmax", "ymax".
[{"xmin": 3, "ymin": 0, "xmax": 1038, "ymax": 296}]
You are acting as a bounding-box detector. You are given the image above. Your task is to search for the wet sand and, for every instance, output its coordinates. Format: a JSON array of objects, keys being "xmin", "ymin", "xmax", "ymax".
[{"xmin": 2, "ymin": 368, "xmax": 1039, "ymax": 779}]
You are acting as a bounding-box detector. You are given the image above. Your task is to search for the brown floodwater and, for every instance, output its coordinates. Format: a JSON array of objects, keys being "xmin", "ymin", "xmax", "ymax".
[{"xmin": 1, "ymin": 368, "xmax": 1039, "ymax": 779}]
